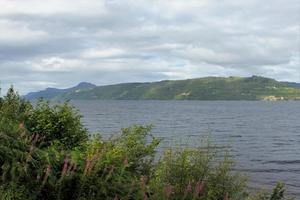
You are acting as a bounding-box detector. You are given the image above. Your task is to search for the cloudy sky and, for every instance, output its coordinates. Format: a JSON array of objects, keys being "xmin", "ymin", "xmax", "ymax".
[{"xmin": 0, "ymin": 0, "xmax": 299, "ymax": 94}]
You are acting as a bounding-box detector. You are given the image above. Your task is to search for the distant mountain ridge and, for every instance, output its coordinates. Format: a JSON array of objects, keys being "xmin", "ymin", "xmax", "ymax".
[
  {"xmin": 24, "ymin": 76, "xmax": 300, "ymax": 101},
  {"xmin": 282, "ymin": 81, "xmax": 300, "ymax": 89},
  {"xmin": 24, "ymin": 82, "xmax": 96, "ymax": 100}
]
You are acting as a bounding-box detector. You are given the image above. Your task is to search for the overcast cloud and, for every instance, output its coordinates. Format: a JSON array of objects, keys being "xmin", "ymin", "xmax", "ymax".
[{"xmin": 0, "ymin": 0, "xmax": 299, "ymax": 94}]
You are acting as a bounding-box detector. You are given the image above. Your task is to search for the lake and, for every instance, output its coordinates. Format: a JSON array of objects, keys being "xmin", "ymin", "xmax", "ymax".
[{"xmin": 72, "ymin": 100, "xmax": 300, "ymax": 197}]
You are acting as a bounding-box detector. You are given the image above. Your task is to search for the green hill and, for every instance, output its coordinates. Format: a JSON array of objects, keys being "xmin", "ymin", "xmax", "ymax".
[{"xmin": 53, "ymin": 76, "xmax": 300, "ymax": 100}]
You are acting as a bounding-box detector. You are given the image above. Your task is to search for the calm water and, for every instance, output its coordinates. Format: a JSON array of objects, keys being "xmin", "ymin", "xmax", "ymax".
[{"xmin": 72, "ymin": 100, "xmax": 300, "ymax": 197}]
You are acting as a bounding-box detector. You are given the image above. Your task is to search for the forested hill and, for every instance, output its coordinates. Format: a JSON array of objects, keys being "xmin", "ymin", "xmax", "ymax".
[
  {"xmin": 25, "ymin": 76, "xmax": 300, "ymax": 101},
  {"xmin": 24, "ymin": 82, "xmax": 96, "ymax": 100}
]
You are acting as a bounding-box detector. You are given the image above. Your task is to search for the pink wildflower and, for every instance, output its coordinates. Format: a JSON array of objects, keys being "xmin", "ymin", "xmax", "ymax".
[
  {"xmin": 84, "ymin": 158, "xmax": 91, "ymax": 175},
  {"xmin": 72, "ymin": 164, "xmax": 77, "ymax": 172},
  {"xmin": 42, "ymin": 165, "xmax": 52, "ymax": 185},
  {"xmin": 114, "ymin": 195, "xmax": 119, "ymax": 200},
  {"xmin": 224, "ymin": 193, "xmax": 229, "ymax": 200},
  {"xmin": 164, "ymin": 184, "xmax": 173, "ymax": 198},
  {"xmin": 186, "ymin": 181, "xmax": 192, "ymax": 193},
  {"xmin": 33, "ymin": 133, "xmax": 40, "ymax": 143},
  {"xmin": 108, "ymin": 165, "xmax": 115, "ymax": 176},
  {"xmin": 30, "ymin": 134, "xmax": 36, "ymax": 142},
  {"xmin": 19, "ymin": 122, "xmax": 26, "ymax": 137},
  {"xmin": 29, "ymin": 145, "xmax": 34, "ymax": 153},
  {"xmin": 183, "ymin": 181, "xmax": 192, "ymax": 198},
  {"xmin": 194, "ymin": 181, "xmax": 205, "ymax": 198},
  {"xmin": 61, "ymin": 158, "xmax": 69, "ymax": 176},
  {"xmin": 123, "ymin": 157, "xmax": 129, "ymax": 167},
  {"xmin": 143, "ymin": 193, "xmax": 148, "ymax": 200},
  {"xmin": 140, "ymin": 176, "xmax": 147, "ymax": 189},
  {"xmin": 19, "ymin": 122, "xmax": 25, "ymax": 129}
]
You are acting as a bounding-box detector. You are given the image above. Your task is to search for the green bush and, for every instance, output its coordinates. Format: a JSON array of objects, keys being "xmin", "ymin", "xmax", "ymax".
[
  {"xmin": 0, "ymin": 87, "xmax": 295, "ymax": 200},
  {"xmin": 0, "ymin": 87, "xmax": 88, "ymax": 150},
  {"xmin": 150, "ymin": 147, "xmax": 247, "ymax": 200},
  {"xmin": 0, "ymin": 87, "xmax": 31, "ymax": 123},
  {"xmin": 25, "ymin": 100, "xmax": 88, "ymax": 149}
]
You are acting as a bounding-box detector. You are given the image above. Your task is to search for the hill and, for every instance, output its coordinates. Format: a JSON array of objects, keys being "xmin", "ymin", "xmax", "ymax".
[
  {"xmin": 38, "ymin": 76, "xmax": 300, "ymax": 101},
  {"xmin": 281, "ymin": 81, "xmax": 300, "ymax": 89},
  {"xmin": 24, "ymin": 76, "xmax": 300, "ymax": 101},
  {"xmin": 24, "ymin": 82, "xmax": 96, "ymax": 100}
]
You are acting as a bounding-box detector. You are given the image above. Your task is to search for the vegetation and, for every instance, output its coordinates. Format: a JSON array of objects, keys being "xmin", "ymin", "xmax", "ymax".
[
  {"xmin": 24, "ymin": 82, "xmax": 96, "ymax": 100},
  {"xmin": 0, "ymin": 87, "xmax": 295, "ymax": 199},
  {"xmin": 24, "ymin": 76, "xmax": 300, "ymax": 101}
]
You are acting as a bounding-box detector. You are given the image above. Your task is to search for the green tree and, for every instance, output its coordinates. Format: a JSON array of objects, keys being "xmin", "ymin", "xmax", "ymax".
[{"xmin": 25, "ymin": 100, "xmax": 88, "ymax": 150}]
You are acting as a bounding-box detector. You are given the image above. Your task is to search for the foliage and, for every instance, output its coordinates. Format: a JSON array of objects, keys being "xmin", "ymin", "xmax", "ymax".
[
  {"xmin": 0, "ymin": 87, "xmax": 88, "ymax": 150},
  {"xmin": 246, "ymin": 183, "xmax": 295, "ymax": 200},
  {"xmin": 0, "ymin": 87, "xmax": 31, "ymax": 123},
  {"xmin": 149, "ymin": 147, "xmax": 247, "ymax": 200},
  {"xmin": 25, "ymin": 100, "xmax": 88, "ymax": 149},
  {"xmin": 31, "ymin": 76, "xmax": 300, "ymax": 101},
  {"xmin": 0, "ymin": 87, "xmax": 296, "ymax": 200}
]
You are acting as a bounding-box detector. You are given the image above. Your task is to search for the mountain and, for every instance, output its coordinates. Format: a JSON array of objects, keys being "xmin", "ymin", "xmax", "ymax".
[
  {"xmin": 31, "ymin": 76, "xmax": 300, "ymax": 101},
  {"xmin": 281, "ymin": 82, "xmax": 300, "ymax": 89},
  {"xmin": 24, "ymin": 82, "xmax": 96, "ymax": 100},
  {"xmin": 24, "ymin": 76, "xmax": 300, "ymax": 101}
]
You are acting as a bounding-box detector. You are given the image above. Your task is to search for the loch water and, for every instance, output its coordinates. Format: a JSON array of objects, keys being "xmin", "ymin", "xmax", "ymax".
[{"xmin": 72, "ymin": 100, "xmax": 300, "ymax": 197}]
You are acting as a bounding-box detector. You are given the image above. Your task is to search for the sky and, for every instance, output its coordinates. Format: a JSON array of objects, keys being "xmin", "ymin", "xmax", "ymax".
[{"xmin": 0, "ymin": 0, "xmax": 299, "ymax": 94}]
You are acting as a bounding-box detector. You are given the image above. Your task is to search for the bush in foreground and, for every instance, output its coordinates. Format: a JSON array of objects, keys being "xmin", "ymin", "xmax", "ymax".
[{"xmin": 0, "ymin": 87, "xmax": 295, "ymax": 200}]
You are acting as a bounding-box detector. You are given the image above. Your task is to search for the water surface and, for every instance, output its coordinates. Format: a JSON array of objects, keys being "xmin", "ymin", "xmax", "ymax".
[{"xmin": 72, "ymin": 100, "xmax": 300, "ymax": 197}]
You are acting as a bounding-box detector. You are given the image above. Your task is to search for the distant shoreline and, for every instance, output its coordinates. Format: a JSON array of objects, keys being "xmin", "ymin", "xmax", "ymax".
[{"xmin": 24, "ymin": 76, "xmax": 300, "ymax": 101}]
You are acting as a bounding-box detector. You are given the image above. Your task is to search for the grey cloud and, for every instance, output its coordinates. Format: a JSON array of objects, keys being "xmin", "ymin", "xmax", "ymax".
[{"xmin": 0, "ymin": 0, "xmax": 299, "ymax": 94}]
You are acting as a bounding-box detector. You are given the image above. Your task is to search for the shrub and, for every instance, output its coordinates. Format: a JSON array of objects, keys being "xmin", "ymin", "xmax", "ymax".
[
  {"xmin": 0, "ymin": 87, "xmax": 88, "ymax": 150},
  {"xmin": 0, "ymin": 87, "xmax": 295, "ymax": 200},
  {"xmin": 149, "ymin": 147, "xmax": 247, "ymax": 200},
  {"xmin": 25, "ymin": 100, "xmax": 88, "ymax": 150},
  {"xmin": 0, "ymin": 87, "xmax": 31, "ymax": 123}
]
